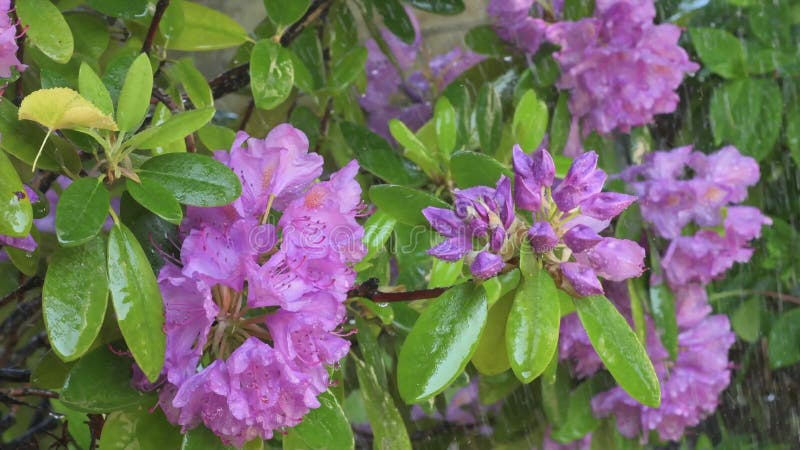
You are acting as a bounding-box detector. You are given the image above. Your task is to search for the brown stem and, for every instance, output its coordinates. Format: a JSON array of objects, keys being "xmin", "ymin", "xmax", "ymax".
[
  {"xmin": 347, "ymin": 279, "xmax": 452, "ymax": 303},
  {"xmin": 141, "ymin": 0, "xmax": 170, "ymax": 55},
  {"xmin": 238, "ymin": 99, "xmax": 255, "ymax": 131},
  {"xmin": 0, "ymin": 388, "xmax": 58, "ymax": 399}
]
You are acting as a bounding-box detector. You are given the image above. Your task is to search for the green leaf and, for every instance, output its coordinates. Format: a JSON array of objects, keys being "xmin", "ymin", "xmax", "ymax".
[
  {"xmin": 78, "ymin": 63, "xmax": 114, "ymax": 116},
  {"xmin": 172, "ymin": 59, "xmax": 214, "ymax": 109},
  {"xmin": 450, "ymin": 151, "xmax": 512, "ymax": 188},
  {"xmin": 513, "ymin": 89, "xmax": 548, "ymax": 152},
  {"xmin": 731, "ymin": 297, "xmax": 761, "ymax": 343},
  {"xmin": 476, "ymin": 84, "xmax": 503, "ymax": 155},
  {"xmin": 434, "ymin": 97, "xmax": 457, "ymax": 158},
  {"xmin": 198, "ymin": 124, "xmax": 237, "ymax": 151},
  {"xmin": 0, "ymin": 99, "xmax": 81, "ymax": 172},
  {"xmin": 428, "ymin": 258, "xmax": 463, "ymax": 289},
  {"xmin": 574, "ymin": 295, "xmax": 661, "ymax": 407},
  {"xmin": 550, "ymin": 93, "xmax": 570, "ymax": 155},
  {"xmin": 99, "ymin": 405, "xmax": 181, "ymax": 450},
  {"xmin": 55, "ymin": 177, "xmax": 110, "ymax": 246},
  {"xmin": 116, "ymin": 53, "xmax": 153, "ymax": 132},
  {"xmin": 363, "ymin": 211, "xmax": 397, "ymax": 255},
  {"xmin": 340, "ymin": 122, "xmax": 427, "ymax": 186},
  {"xmin": 168, "ymin": 1, "xmax": 249, "ymax": 51},
  {"xmin": 181, "ymin": 426, "xmax": 236, "ymax": 450},
  {"xmin": 43, "ymin": 237, "xmax": 108, "ymax": 361},
  {"xmin": 16, "ymin": 0, "xmax": 74, "ymax": 63},
  {"xmin": 710, "ymin": 78, "xmax": 782, "ymax": 161},
  {"xmin": 126, "ymin": 178, "xmax": 183, "ymax": 225},
  {"xmin": 768, "ymin": 308, "xmax": 800, "ymax": 369},
  {"xmin": 0, "ymin": 151, "xmax": 32, "ymax": 237},
  {"xmin": 690, "ymin": 28, "xmax": 746, "ymax": 79},
  {"xmin": 649, "ymin": 283, "xmax": 678, "ymax": 360},
  {"xmin": 264, "ymin": 0, "xmax": 312, "ymax": 27},
  {"xmin": 563, "ymin": 0, "xmax": 595, "ymax": 20},
  {"xmin": 5, "ymin": 229, "xmax": 39, "ymax": 275},
  {"xmin": 85, "ymin": 0, "xmax": 149, "ymax": 19},
  {"xmin": 506, "ymin": 256, "xmax": 561, "ymax": 383},
  {"xmin": 404, "ymin": 0, "xmax": 465, "ymax": 15},
  {"xmin": 126, "ymin": 108, "xmax": 215, "ymax": 150},
  {"xmin": 397, "ymin": 282, "xmax": 489, "ymax": 403},
  {"xmin": 250, "ymin": 39, "xmax": 295, "ymax": 110},
  {"xmin": 18, "ymin": 88, "xmax": 118, "ymax": 131},
  {"xmin": 541, "ymin": 364, "xmax": 570, "ymax": 426},
  {"xmin": 66, "ymin": 12, "xmax": 110, "ymax": 60},
  {"xmin": 353, "ymin": 355, "xmax": 412, "ymax": 450},
  {"xmin": 60, "ymin": 345, "xmax": 152, "ymax": 413},
  {"xmin": 119, "ymin": 193, "xmax": 179, "ymax": 274},
  {"xmin": 388, "ymin": 119, "xmax": 442, "ymax": 180},
  {"xmin": 465, "ymin": 25, "xmax": 507, "ymax": 56},
  {"xmin": 108, "ymin": 224, "xmax": 166, "ymax": 382},
  {"xmin": 550, "ymin": 380, "xmax": 601, "ymax": 443},
  {"xmin": 330, "ymin": 46, "xmax": 368, "ymax": 90},
  {"xmin": 369, "ymin": 185, "xmax": 449, "ymax": 226},
  {"xmin": 137, "ymin": 153, "xmax": 242, "ymax": 207},
  {"xmin": 283, "ymin": 391, "xmax": 354, "ymax": 450},
  {"xmin": 472, "ymin": 292, "xmax": 513, "ymax": 375},
  {"xmin": 373, "ymin": 0, "xmax": 416, "ymax": 44}
]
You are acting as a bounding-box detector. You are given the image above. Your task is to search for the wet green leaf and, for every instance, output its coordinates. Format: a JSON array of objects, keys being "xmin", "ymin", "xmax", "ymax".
[
  {"xmin": 85, "ymin": 0, "xmax": 149, "ymax": 19},
  {"xmin": 168, "ymin": 1, "xmax": 249, "ymax": 51},
  {"xmin": 283, "ymin": 391, "xmax": 353, "ymax": 450},
  {"xmin": 78, "ymin": 63, "xmax": 114, "ymax": 116},
  {"xmin": 397, "ymin": 282, "xmax": 488, "ymax": 402},
  {"xmin": 388, "ymin": 119, "xmax": 442, "ymax": 180},
  {"xmin": 137, "ymin": 153, "xmax": 242, "ymax": 207},
  {"xmin": 476, "ymin": 84, "xmax": 503, "ymax": 155},
  {"xmin": 0, "ymin": 100, "xmax": 81, "ymax": 172},
  {"xmin": 341, "ymin": 122, "xmax": 427, "ymax": 186},
  {"xmin": 404, "ymin": 0, "xmax": 465, "ymax": 15},
  {"xmin": 354, "ymin": 355, "xmax": 412, "ymax": 450},
  {"xmin": 43, "ymin": 237, "xmax": 108, "ymax": 361},
  {"xmin": 108, "ymin": 224, "xmax": 165, "ymax": 382},
  {"xmin": 450, "ymin": 151, "xmax": 512, "ymax": 188},
  {"xmin": 513, "ymin": 89, "xmax": 548, "ymax": 152},
  {"xmin": 126, "ymin": 108, "xmax": 215, "ymax": 150},
  {"xmin": 574, "ymin": 295, "xmax": 660, "ymax": 407},
  {"xmin": 649, "ymin": 283, "xmax": 678, "ymax": 360},
  {"xmin": 550, "ymin": 380, "xmax": 600, "ymax": 443},
  {"xmin": 434, "ymin": 97, "xmax": 457, "ymax": 158},
  {"xmin": 181, "ymin": 426, "xmax": 236, "ymax": 450},
  {"xmin": 330, "ymin": 47, "xmax": 368, "ymax": 90},
  {"xmin": 0, "ymin": 151, "xmax": 32, "ymax": 237},
  {"xmin": 55, "ymin": 177, "xmax": 110, "ymax": 246},
  {"xmin": 373, "ymin": 0, "xmax": 416, "ymax": 44},
  {"xmin": 369, "ymin": 185, "xmax": 448, "ymax": 226},
  {"xmin": 172, "ymin": 59, "xmax": 214, "ymax": 109},
  {"xmin": 465, "ymin": 25, "xmax": 507, "ymax": 56},
  {"xmin": 472, "ymin": 292, "xmax": 513, "ymax": 375},
  {"xmin": 768, "ymin": 308, "xmax": 800, "ymax": 369},
  {"xmin": 732, "ymin": 297, "xmax": 762, "ymax": 343},
  {"xmin": 99, "ymin": 405, "xmax": 181, "ymax": 450},
  {"xmin": 16, "ymin": 0, "xmax": 74, "ymax": 63},
  {"xmin": 126, "ymin": 178, "xmax": 183, "ymax": 225},
  {"xmin": 690, "ymin": 27, "xmax": 746, "ymax": 79},
  {"xmin": 264, "ymin": 0, "xmax": 312, "ymax": 27},
  {"xmin": 116, "ymin": 53, "xmax": 153, "ymax": 132},
  {"xmin": 250, "ymin": 39, "xmax": 295, "ymax": 110}
]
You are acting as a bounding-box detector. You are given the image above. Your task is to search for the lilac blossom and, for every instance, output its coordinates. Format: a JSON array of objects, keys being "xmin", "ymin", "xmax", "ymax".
[
  {"xmin": 137, "ymin": 125, "xmax": 365, "ymax": 447},
  {"xmin": 546, "ymin": 0, "xmax": 698, "ymax": 143},
  {"xmin": 360, "ymin": 6, "xmax": 482, "ymax": 140},
  {"xmin": 488, "ymin": 0, "xmax": 563, "ymax": 55},
  {"xmin": 0, "ymin": 0, "xmax": 24, "ymax": 80}
]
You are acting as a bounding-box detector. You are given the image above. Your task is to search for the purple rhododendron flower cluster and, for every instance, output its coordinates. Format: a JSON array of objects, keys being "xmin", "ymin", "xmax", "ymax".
[
  {"xmin": 423, "ymin": 145, "xmax": 644, "ymax": 294},
  {"xmin": 0, "ymin": 0, "xmax": 24, "ymax": 80},
  {"xmin": 139, "ymin": 125, "xmax": 365, "ymax": 447},
  {"xmin": 487, "ymin": 0, "xmax": 563, "ymax": 55},
  {"xmin": 547, "ymin": 0, "xmax": 698, "ymax": 141},
  {"xmin": 360, "ymin": 6, "xmax": 483, "ymax": 140}
]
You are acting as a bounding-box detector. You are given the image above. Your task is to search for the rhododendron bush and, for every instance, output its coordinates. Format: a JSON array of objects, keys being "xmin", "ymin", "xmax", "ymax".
[{"xmin": 1, "ymin": 0, "xmax": 798, "ymax": 448}]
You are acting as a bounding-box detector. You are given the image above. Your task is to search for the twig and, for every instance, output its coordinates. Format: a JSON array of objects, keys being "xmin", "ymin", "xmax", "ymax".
[
  {"xmin": 141, "ymin": 0, "xmax": 170, "ymax": 55},
  {"xmin": 88, "ymin": 414, "xmax": 104, "ymax": 450},
  {"xmin": 238, "ymin": 99, "xmax": 255, "ymax": 131},
  {"xmin": 347, "ymin": 278, "xmax": 452, "ymax": 303},
  {"xmin": 1, "ymin": 388, "xmax": 59, "ymax": 399},
  {"xmin": 9, "ymin": 331, "xmax": 49, "ymax": 367},
  {"xmin": 151, "ymin": 87, "xmax": 181, "ymax": 113},
  {"xmin": 0, "ymin": 277, "xmax": 41, "ymax": 310},
  {"xmin": 0, "ymin": 368, "xmax": 30, "ymax": 383},
  {"xmin": 5, "ymin": 416, "xmax": 57, "ymax": 449}
]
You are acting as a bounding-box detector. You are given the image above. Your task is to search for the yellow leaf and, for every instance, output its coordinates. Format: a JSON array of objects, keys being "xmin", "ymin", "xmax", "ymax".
[{"xmin": 18, "ymin": 88, "xmax": 118, "ymax": 131}]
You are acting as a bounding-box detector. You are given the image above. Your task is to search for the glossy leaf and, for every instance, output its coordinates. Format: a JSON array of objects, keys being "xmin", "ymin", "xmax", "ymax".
[
  {"xmin": 434, "ymin": 97, "xmax": 457, "ymax": 158},
  {"xmin": 65, "ymin": 12, "xmax": 110, "ymax": 59},
  {"xmin": 181, "ymin": 426, "xmax": 235, "ymax": 450},
  {"xmin": 362, "ymin": 210, "xmax": 397, "ymax": 255},
  {"xmin": 550, "ymin": 380, "xmax": 601, "ymax": 443},
  {"xmin": 119, "ymin": 193, "xmax": 179, "ymax": 274},
  {"xmin": 472, "ymin": 292, "xmax": 513, "ymax": 375},
  {"xmin": 649, "ymin": 283, "xmax": 678, "ymax": 360},
  {"xmin": 513, "ymin": 89, "xmax": 548, "ymax": 152},
  {"xmin": 397, "ymin": 282, "xmax": 488, "ymax": 403},
  {"xmin": 507, "ymin": 258, "xmax": 561, "ymax": 383},
  {"xmin": 388, "ymin": 119, "xmax": 442, "ymax": 180},
  {"xmin": 43, "ymin": 237, "xmax": 108, "ymax": 361},
  {"xmin": 60, "ymin": 345, "xmax": 152, "ymax": 413},
  {"xmin": 78, "ymin": 63, "xmax": 114, "ymax": 116},
  {"xmin": 99, "ymin": 405, "xmax": 182, "ymax": 450},
  {"xmin": 116, "ymin": 53, "xmax": 153, "ymax": 132},
  {"xmin": 0, "ymin": 151, "xmax": 32, "ymax": 237},
  {"xmin": 574, "ymin": 295, "xmax": 661, "ymax": 407},
  {"xmin": 690, "ymin": 27, "xmax": 746, "ymax": 79},
  {"xmin": 18, "ymin": 88, "xmax": 118, "ymax": 131},
  {"xmin": 172, "ymin": 59, "xmax": 214, "ymax": 109},
  {"xmin": 341, "ymin": 122, "xmax": 427, "ymax": 186},
  {"xmin": 330, "ymin": 46, "xmax": 368, "ymax": 90},
  {"xmin": 168, "ymin": 1, "xmax": 249, "ymax": 51},
  {"xmin": 85, "ymin": 0, "xmax": 149, "ymax": 19},
  {"xmin": 550, "ymin": 93, "xmax": 570, "ymax": 154},
  {"xmin": 369, "ymin": 185, "xmax": 449, "ymax": 226},
  {"xmin": 108, "ymin": 224, "xmax": 166, "ymax": 382},
  {"xmin": 250, "ymin": 39, "xmax": 295, "ymax": 110},
  {"xmin": 465, "ymin": 25, "xmax": 508, "ymax": 56},
  {"xmin": 450, "ymin": 151, "xmax": 512, "ymax": 188},
  {"xmin": 476, "ymin": 84, "xmax": 503, "ymax": 154},
  {"xmin": 373, "ymin": 0, "xmax": 416, "ymax": 44},
  {"xmin": 126, "ymin": 178, "xmax": 183, "ymax": 225},
  {"xmin": 264, "ymin": 0, "xmax": 312, "ymax": 27},
  {"xmin": 137, "ymin": 153, "xmax": 242, "ymax": 207},
  {"xmin": 126, "ymin": 108, "xmax": 215, "ymax": 150},
  {"xmin": 0, "ymin": 100, "xmax": 81, "ymax": 172},
  {"xmin": 731, "ymin": 297, "xmax": 762, "ymax": 343},
  {"xmin": 55, "ymin": 177, "xmax": 110, "ymax": 246},
  {"xmin": 16, "ymin": 0, "xmax": 74, "ymax": 63},
  {"xmin": 768, "ymin": 308, "xmax": 800, "ymax": 370},
  {"xmin": 283, "ymin": 391, "xmax": 353, "ymax": 450},
  {"xmin": 354, "ymin": 355, "xmax": 412, "ymax": 450},
  {"xmin": 404, "ymin": 0, "xmax": 465, "ymax": 14}
]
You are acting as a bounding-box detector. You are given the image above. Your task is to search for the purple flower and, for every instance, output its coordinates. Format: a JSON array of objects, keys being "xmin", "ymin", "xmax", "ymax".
[
  {"xmin": 546, "ymin": 0, "xmax": 698, "ymax": 136},
  {"xmin": 552, "ymin": 152, "xmax": 606, "ymax": 212},
  {"xmin": 562, "ymin": 224, "xmax": 602, "ymax": 253},
  {"xmin": 574, "ymin": 238, "xmax": 645, "ymax": 281},
  {"xmin": 471, "ymin": 251, "xmax": 506, "ymax": 279},
  {"xmin": 488, "ymin": 0, "xmax": 563, "ymax": 55},
  {"xmin": 0, "ymin": 0, "xmax": 25, "ymax": 80},
  {"xmin": 513, "ymin": 145, "xmax": 554, "ymax": 211},
  {"xmin": 560, "ymin": 262, "xmax": 604, "ymax": 296},
  {"xmin": 529, "ymin": 221, "xmax": 558, "ymax": 253}
]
